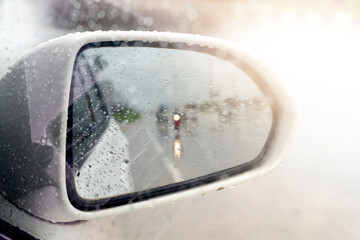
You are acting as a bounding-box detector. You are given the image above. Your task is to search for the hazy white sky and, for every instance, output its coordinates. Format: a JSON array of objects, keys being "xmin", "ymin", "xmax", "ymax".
[{"xmin": 81, "ymin": 46, "xmax": 262, "ymax": 110}]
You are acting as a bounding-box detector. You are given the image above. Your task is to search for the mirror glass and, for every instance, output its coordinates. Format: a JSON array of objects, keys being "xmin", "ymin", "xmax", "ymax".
[{"xmin": 68, "ymin": 44, "xmax": 273, "ymax": 200}]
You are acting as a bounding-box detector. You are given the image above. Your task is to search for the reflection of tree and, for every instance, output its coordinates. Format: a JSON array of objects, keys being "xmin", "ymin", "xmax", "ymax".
[
  {"xmin": 97, "ymin": 80, "xmax": 141, "ymax": 124},
  {"xmin": 224, "ymin": 97, "xmax": 240, "ymax": 108},
  {"xmin": 112, "ymin": 103, "xmax": 141, "ymax": 124},
  {"xmin": 199, "ymin": 101, "xmax": 218, "ymax": 112},
  {"xmin": 177, "ymin": 96, "xmax": 268, "ymax": 115}
]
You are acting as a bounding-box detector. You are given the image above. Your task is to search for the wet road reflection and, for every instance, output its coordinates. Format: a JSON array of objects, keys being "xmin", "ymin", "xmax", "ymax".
[{"xmin": 118, "ymin": 104, "xmax": 272, "ymax": 192}]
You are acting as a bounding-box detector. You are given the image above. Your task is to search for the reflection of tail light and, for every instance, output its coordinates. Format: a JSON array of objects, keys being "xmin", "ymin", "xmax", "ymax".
[
  {"xmin": 173, "ymin": 114, "xmax": 181, "ymax": 129},
  {"xmin": 173, "ymin": 114, "xmax": 181, "ymax": 121},
  {"xmin": 174, "ymin": 139, "xmax": 182, "ymax": 160}
]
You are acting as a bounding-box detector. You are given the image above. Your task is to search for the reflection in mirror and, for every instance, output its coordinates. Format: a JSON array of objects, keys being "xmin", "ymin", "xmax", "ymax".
[{"xmin": 68, "ymin": 45, "xmax": 273, "ymax": 200}]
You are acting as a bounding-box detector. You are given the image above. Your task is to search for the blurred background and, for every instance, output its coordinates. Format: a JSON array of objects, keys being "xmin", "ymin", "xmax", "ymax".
[{"xmin": 1, "ymin": 0, "xmax": 360, "ymax": 239}]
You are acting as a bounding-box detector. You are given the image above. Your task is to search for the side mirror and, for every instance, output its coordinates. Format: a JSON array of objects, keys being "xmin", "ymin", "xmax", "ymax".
[{"xmin": 0, "ymin": 31, "xmax": 296, "ymax": 222}]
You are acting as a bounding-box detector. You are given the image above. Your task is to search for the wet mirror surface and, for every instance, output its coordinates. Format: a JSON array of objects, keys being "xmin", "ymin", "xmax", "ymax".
[{"xmin": 69, "ymin": 45, "xmax": 273, "ymax": 200}]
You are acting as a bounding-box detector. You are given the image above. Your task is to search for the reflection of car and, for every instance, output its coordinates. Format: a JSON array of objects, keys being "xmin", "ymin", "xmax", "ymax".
[
  {"xmin": 70, "ymin": 55, "xmax": 133, "ymax": 199},
  {"xmin": 69, "ymin": 55, "xmax": 110, "ymax": 169},
  {"xmin": 156, "ymin": 104, "xmax": 169, "ymax": 122}
]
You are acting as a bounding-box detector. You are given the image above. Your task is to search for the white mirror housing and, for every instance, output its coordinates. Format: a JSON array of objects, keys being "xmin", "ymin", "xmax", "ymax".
[{"xmin": 0, "ymin": 31, "xmax": 296, "ymax": 223}]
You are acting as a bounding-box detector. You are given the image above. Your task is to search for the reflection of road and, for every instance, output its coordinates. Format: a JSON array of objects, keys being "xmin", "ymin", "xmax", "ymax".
[
  {"xmin": 119, "ymin": 109, "xmax": 272, "ymax": 192},
  {"xmin": 118, "ymin": 121, "xmax": 176, "ymax": 193}
]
